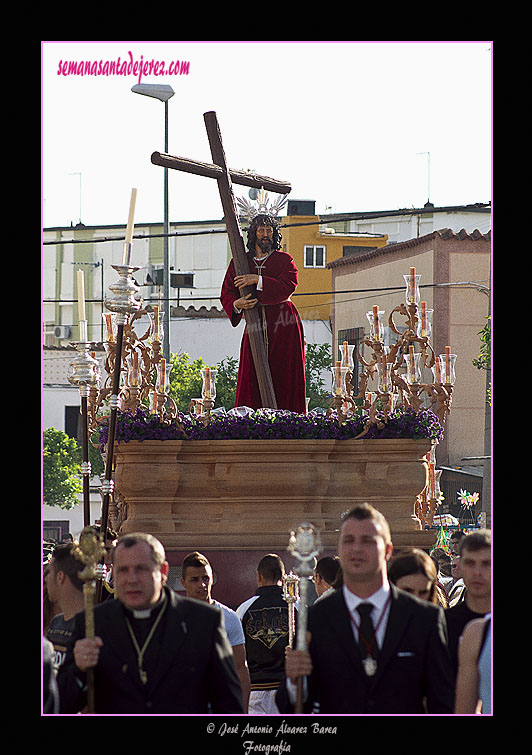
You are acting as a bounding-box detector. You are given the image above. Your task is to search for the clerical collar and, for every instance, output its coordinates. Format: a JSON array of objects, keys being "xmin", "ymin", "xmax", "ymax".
[{"xmin": 126, "ymin": 590, "xmax": 167, "ymax": 620}]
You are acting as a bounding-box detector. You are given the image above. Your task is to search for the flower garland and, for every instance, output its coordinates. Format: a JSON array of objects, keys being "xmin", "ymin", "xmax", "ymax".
[{"xmin": 98, "ymin": 405, "xmax": 444, "ymax": 451}]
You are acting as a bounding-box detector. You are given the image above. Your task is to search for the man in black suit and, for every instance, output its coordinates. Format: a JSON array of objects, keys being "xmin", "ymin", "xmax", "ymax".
[
  {"xmin": 278, "ymin": 503, "xmax": 454, "ymax": 714},
  {"xmin": 57, "ymin": 532, "xmax": 243, "ymax": 714}
]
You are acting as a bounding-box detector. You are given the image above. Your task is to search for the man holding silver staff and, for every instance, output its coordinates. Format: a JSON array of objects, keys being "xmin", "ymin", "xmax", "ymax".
[{"xmin": 278, "ymin": 504, "xmax": 454, "ymax": 714}]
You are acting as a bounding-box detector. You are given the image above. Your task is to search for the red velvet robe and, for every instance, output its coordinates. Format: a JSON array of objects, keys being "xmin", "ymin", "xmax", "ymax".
[{"xmin": 220, "ymin": 250, "xmax": 307, "ymax": 413}]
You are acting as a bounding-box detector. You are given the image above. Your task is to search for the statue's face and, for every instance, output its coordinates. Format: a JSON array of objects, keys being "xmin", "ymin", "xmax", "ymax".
[{"xmin": 255, "ymin": 224, "xmax": 274, "ymax": 253}]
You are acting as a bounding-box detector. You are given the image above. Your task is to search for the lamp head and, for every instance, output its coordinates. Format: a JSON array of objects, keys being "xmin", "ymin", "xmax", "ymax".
[{"xmin": 131, "ymin": 83, "xmax": 175, "ymax": 102}]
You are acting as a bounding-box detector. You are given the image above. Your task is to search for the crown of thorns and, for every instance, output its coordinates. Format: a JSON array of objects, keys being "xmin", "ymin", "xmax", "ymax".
[{"xmin": 236, "ymin": 188, "xmax": 288, "ymax": 222}]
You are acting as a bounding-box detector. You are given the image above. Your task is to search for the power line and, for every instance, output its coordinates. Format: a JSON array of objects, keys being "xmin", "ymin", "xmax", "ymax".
[
  {"xmin": 42, "ymin": 281, "xmax": 489, "ymax": 306},
  {"xmin": 42, "ymin": 226, "xmax": 227, "ymax": 245},
  {"xmin": 42, "ymin": 215, "xmax": 394, "ymax": 246}
]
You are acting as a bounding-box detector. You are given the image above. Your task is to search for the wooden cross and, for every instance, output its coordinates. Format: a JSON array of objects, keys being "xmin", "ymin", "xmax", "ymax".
[{"xmin": 151, "ymin": 110, "xmax": 292, "ymax": 408}]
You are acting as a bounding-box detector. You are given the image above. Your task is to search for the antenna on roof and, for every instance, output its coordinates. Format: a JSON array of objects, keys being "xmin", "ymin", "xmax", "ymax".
[{"xmin": 417, "ymin": 152, "xmax": 431, "ymax": 205}]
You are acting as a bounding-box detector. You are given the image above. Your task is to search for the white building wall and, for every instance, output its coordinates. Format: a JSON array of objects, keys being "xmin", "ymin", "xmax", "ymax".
[
  {"xmin": 170, "ymin": 223, "xmax": 229, "ymax": 307},
  {"xmin": 348, "ymin": 209, "xmax": 490, "ymax": 244},
  {"xmin": 43, "ymin": 500, "xmax": 102, "ymax": 540}
]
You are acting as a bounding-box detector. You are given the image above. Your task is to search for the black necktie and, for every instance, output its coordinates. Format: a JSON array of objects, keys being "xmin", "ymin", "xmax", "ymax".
[{"xmin": 357, "ymin": 603, "xmax": 376, "ymax": 660}]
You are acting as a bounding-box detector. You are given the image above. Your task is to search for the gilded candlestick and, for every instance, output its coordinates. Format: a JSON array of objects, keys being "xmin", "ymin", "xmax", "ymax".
[
  {"xmin": 71, "ymin": 527, "xmax": 106, "ymax": 713},
  {"xmin": 282, "ymin": 571, "xmax": 300, "ymax": 648}
]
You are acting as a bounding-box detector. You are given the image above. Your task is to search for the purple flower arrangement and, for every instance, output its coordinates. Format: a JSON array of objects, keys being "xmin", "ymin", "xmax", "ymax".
[{"xmin": 98, "ymin": 405, "xmax": 444, "ymax": 450}]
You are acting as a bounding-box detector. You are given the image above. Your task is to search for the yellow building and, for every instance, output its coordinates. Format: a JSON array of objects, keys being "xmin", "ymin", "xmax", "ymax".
[{"xmin": 279, "ymin": 202, "xmax": 388, "ymax": 321}]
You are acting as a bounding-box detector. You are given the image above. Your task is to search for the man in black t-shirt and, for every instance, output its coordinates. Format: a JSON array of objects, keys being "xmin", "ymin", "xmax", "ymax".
[
  {"xmin": 236, "ymin": 554, "xmax": 295, "ymax": 715},
  {"xmin": 44, "ymin": 543, "xmax": 87, "ymax": 713},
  {"xmin": 45, "ymin": 544, "xmax": 86, "ymax": 670},
  {"xmin": 445, "ymin": 530, "xmax": 491, "ymax": 682}
]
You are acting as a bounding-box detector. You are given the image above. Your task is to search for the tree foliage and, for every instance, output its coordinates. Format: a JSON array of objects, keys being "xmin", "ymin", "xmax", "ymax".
[
  {"xmin": 472, "ymin": 315, "xmax": 491, "ymax": 404},
  {"xmin": 305, "ymin": 341, "xmax": 332, "ymax": 410},
  {"xmin": 42, "ymin": 427, "xmax": 83, "ymax": 509},
  {"xmin": 89, "ymin": 431, "xmax": 105, "ymax": 477},
  {"xmin": 167, "ymin": 341, "xmax": 333, "ymax": 413},
  {"xmin": 213, "ymin": 355, "xmax": 239, "ymax": 410},
  {"xmin": 168, "ymin": 352, "xmax": 239, "ymax": 412},
  {"xmin": 472, "ymin": 316, "xmax": 491, "ymax": 372},
  {"xmin": 168, "ymin": 351, "xmax": 207, "ymax": 413}
]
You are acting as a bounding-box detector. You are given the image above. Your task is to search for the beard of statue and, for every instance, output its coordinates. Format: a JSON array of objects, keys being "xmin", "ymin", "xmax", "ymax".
[{"xmin": 257, "ymin": 236, "xmax": 273, "ymax": 254}]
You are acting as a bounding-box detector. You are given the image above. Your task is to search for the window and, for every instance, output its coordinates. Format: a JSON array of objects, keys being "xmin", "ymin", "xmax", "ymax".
[
  {"xmin": 43, "ymin": 520, "xmax": 71, "ymax": 542},
  {"xmin": 342, "ymin": 245, "xmax": 377, "ymax": 257},
  {"xmin": 383, "ymin": 324, "xmax": 406, "ymax": 351},
  {"xmin": 65, "ymin": 406, "xmax": 81, "ymax": 442},
  {"xmin": 304, "ymin": 245, "xmax": 326, "ymax": 268}
]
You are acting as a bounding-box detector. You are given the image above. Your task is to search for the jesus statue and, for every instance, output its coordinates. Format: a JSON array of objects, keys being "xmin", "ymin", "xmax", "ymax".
[{"xmin": 220, "ymin": 205, "xmax": 307, "ymax": 414}]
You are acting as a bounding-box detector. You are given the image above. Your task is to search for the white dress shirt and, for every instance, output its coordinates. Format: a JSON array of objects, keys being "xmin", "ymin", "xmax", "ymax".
[
  {"xmin": 287, "ymin": 580, "xmax": 392, "ymax": 704},
  {"xmin": 342, "ymin": 581, "xmax": 392, "ymax": 651}
]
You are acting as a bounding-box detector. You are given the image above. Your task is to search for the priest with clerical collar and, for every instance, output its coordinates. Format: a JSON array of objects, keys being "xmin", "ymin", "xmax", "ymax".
[{"xmin": 56, "ymin": 533, "xmax": 243, "ymax": 715}]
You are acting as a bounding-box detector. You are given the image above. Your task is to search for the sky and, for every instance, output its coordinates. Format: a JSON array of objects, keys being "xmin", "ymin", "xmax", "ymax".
[{"xmin": 42, "ymin": 41, "xmax": 492, "ymax": 229}]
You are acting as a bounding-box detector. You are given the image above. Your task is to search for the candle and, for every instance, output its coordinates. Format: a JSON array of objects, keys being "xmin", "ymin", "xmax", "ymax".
[
  {"xmin": 409, "ymin": 267, "xmax": 416, "ymax": 303},
  {"xmin": 129, "ymin": 351, "xmax": 139, "ymax": 387},
  {"xmin": 379, "ymin": 356, "xmax": 391, "ymax": 393},
  {"xmin": 372, "ymin": 305, "xmax": 380, "ymax": 341},
  {"xmin": 409, "ymin": 345, "xmax": 415, "ymax": 370},
  {"xmin": 204, "ymin": 367, "xmax": 211, "ymax": 398},
  {"xmin": 77, "ymin": 269, "xmax": 86, "ymax": 322},
  {"xmin": 420, "ymin": 301, "xmax": 427, "ymax": 334},
  {"xmin": 383, "ymin": 356, "xmax": 389, "ymax": 380},
  {"xmin": 125, "ymin": 188, "xmax": 137, "ymax": 245},
  {"xmin": 343, "ymin": 341, "xmax": 348, "ymax": 364},
  {"xmin": 159, "ymin": 358, "xmax": 166, "ymax": 392},
  {"xmin": 428, "ymin": 462, "xmax": 436, "ymax": 497},
  {"xmin": 445, "ymin": 346, "xmax": 452, "ymax": 384},
  {"xmin": 153, "ymin": 306, "xmax": 160, "ymax": 341},
  {"xmin": 335, "ymin": 361, "xmax": 342, "ymax": 395},
  {"xmin": 434, "ymin": 358, "xmax": 442, "ymax": 383},
  {"xmin": 104, "ymin": 314, "xmax": 115, "ymax": 342}
]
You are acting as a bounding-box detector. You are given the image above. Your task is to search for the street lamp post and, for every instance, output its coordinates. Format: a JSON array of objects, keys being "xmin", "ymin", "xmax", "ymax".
[{"xmin": 131, "ymin": 83, "xmax": 175, "ymax": 363}]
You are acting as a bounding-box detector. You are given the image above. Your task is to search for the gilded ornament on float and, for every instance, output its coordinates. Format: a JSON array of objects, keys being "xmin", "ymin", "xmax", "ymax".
[{"xmin": 325, "ymin": 267, "xmax": 456, "ymax": 528}]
